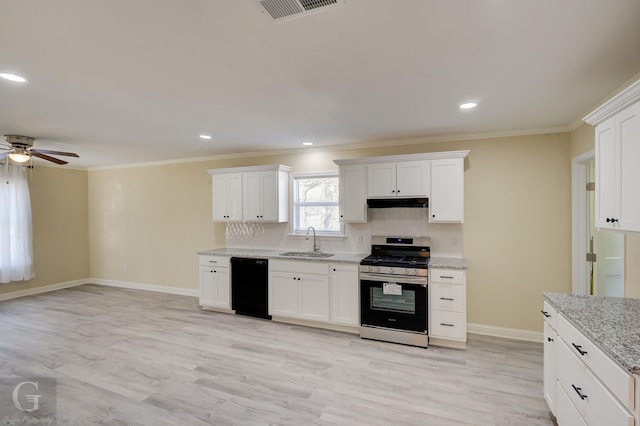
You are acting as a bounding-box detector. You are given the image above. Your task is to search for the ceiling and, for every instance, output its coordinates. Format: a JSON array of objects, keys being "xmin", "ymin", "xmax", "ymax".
[{"xmin": 1, "ymin": 0, "xmax": 639, "ymax": 168}]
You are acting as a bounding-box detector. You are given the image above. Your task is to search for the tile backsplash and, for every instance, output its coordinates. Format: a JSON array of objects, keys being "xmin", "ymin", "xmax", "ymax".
[{"xmin": 226, "ymin": 208, "xmax": 462, "ymax": 257}]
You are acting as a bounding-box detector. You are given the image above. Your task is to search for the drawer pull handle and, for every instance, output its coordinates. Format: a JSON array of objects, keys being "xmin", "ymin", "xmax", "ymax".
[
  {"xmin": 208, "ymin": 260, "xmax": 218, "ymax": 263},
  {"xmin": 540, "ymin": 310, "xmax": 551, "ymax": 318},
  {"xmin": 440, "ymin": 323, "xmax": 455, "ymax": 327},
  {"xmin": 572, "ymin": 343, "xmax": 588, "ymax": 356},
  {"xmin": 440, "ymin": 297, "xmax": 454, "ymax": 301},
  {"xmin": 572, "ymin": 384, "xmax": 588, "ymax": 400},
  {"xmin": 440, "ymin": 276, "xmax": 455, "ymax": 279},
  {"xmin": 547, "ymin": 337, "xmax": 554, "ymax": 342}
]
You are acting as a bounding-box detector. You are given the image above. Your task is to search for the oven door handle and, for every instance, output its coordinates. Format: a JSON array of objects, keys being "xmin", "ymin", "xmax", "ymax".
[{"xmin": 359, "ymin": 272, "xmax": 427, "ymax": 286}]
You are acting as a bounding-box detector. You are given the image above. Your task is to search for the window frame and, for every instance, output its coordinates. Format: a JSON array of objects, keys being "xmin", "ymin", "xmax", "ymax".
[{"xmin": 290, "ymin": 171, "xmax": 344, "ymax": 237}]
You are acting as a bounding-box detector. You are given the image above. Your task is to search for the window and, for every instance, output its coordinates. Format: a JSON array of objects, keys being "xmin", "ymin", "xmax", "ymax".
[
  {"xmin": 0, "ymin": 165, "xmax": 35, "ymax": 283},
  {"xmin": 292, "ymin": 173, "xmax": 342, "ymax": 235}
]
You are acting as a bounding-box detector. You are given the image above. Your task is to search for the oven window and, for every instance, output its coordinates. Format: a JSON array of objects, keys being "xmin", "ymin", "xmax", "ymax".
[{"xmin": 370, "ymin": 287, "xmax": 416, "ymax": 314}]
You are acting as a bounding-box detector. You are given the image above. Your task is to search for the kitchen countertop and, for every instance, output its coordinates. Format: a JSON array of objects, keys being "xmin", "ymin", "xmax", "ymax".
[
  {"xmin": 428, "ymin": 257, "xmax": 469, "ymax": 270},
  {"xmin": 198, "ymin": 248, "xmax": 469, "ymax": 268},
  {"xmin": 197, "ymin": 248, "xmax": 368, "ymax": 264},
  {"xmin": 544, "ymin": 292, "xmax": 640, "ymax": 375}
]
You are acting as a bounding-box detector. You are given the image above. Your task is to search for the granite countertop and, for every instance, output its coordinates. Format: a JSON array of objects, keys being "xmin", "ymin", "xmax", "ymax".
[
  {"xmin": 198, "ymin": 248, "xmax": 469, "ymax": 268},
  {"xmin": 197, "ymin": 248, "xmax": 368, "ymax": 264},
  {"xmin": 428, "ymin": 257, "xmax": 469, "ymax": 270},
  {"xmin": 544, "ymin": 292, "xmax": 640, "ymax": 375}
]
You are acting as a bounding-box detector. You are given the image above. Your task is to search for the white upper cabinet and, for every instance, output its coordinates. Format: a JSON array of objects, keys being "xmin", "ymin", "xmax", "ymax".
[
  {"xmin": 211, "ymin": 173, "xmax": 243, "ymax": 221},
  {"xmin": 585, "ymin": 80, "xmax": 640, "ymax": 233},
  {"xmin": 339, "ymin": 164, "xmax": 367, "ymax": 222},
  {"xmin": 209, "ymin": 165, "xmax": 289, "ymax": 223},
  {"xmin": 367, "ymin": 160, "xmax": 429, "ymax": 198},
  {"xmin": 430, "ymin": 158, "xmax": 464, "ymax": 223}
]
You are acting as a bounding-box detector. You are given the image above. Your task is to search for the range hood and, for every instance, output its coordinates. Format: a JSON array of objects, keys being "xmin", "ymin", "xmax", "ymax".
[{"xmin": 367, "ymin": 198, "xmax": 429, "ymax": 208}]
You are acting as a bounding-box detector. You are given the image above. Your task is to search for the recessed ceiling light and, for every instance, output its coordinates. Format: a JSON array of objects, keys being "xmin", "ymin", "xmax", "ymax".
[
  {"xmin": 199, "ymin": 134, "xmax": 212, "ymax": 140},
  {"xmin": 302, "ymin": 142, "xmax": 313, "ymax": 146},
  {"xmin": 459, "ymin": 102, "xmax": 477, "ymax": 110},
  {"xmin": 0, "ymin": 73, "xmax": 27, "ymax": 83}
]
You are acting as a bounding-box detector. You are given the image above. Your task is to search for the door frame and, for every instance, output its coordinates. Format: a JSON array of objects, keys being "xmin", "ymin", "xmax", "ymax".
[{"xmin": 571, "ymin": 150, "xmax": 594, "ymax": 295}]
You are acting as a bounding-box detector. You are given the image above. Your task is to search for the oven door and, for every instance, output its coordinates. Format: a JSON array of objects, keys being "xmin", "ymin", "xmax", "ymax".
[{"xmin": 360, "ymin": 277, "xmax": 427, "ymax": 333}]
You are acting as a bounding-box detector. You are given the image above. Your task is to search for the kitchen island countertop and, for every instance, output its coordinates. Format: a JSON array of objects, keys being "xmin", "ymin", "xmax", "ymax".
[{"xmin": 544, "ymin": 292, "xmax": 640, "ymax": 375}]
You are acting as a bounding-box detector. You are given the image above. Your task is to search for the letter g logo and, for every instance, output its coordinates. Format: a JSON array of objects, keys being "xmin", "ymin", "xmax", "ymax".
[{"xmin": 12, "ymin": 380, "xmax": 42, "ymax": 412}]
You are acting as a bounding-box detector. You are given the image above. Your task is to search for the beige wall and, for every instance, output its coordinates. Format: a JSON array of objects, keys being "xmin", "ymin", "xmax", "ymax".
[
  {"xmin": 0, "ymin": 166, "xmax": 89, "ymax": 295},
  {"xmin": 88, "ymin": 132, "xmax": 572, "ymax": 332}
]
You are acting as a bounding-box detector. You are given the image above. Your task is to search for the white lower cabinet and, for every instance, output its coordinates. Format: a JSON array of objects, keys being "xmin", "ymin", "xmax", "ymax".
[
  {"xmin": 556, "ymin": 381, "xmax": 587, "ymax": 426},
  {"xmin": 330, "ymin": 264, "xmax": 359, "ymax": 326},
  {"xmin": 269, "ymin": 260, "xmax": 329, "ymax": 323},
  {"xmin": 429, "ymin": 268, "xmax": 467, "ymax": 346},
  {"xmin": 542, "ymin": 300, "xmax": 558, "ymax": 415},
  {"xmin": 269, "ymin": 260, "xmax": 359, "ymax": 329},
  {"xmin": 270, "ymin": 271, "xmax": 300, "ymax": 318},
  {"xmin": 550, "ymin": 311, "xmax": 635, "ymax": 425},
  {"xmin": 198, "ymin": 256, "xmax": 231, "ymax": 310}
]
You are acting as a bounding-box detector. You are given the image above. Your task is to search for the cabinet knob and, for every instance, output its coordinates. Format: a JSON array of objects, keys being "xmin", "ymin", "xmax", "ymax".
[
  {"xmin": 391, "ymin": 190, "xmax": 395, "ymax": 193},
  {"xmin": 606, "ymin": 218, "xmax": 619, "ymax": 223},
  {"xmin": 547, "ymin": 337, "xmax": 554, "ymax": 342},
  {"xmin": 397, "ymin": 190, "xmax": 400, "ymax": 193},
  {"xmin": 432, "ymin": 214, "xmax": 435, "ymax": 218},
  {"xmin": 333, "ymin": 268, "xmax": 336, "ymax": 271}
]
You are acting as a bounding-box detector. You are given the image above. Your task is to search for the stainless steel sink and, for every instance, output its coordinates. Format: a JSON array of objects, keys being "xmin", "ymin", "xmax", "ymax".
[{"xmin": 279, "ymin": 251, "xmax": 335, "ymax": 258}]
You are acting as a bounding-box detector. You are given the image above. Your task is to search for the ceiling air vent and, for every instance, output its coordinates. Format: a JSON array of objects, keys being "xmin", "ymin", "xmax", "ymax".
[{"xmin": 255, "ymin": 0, "xmax": 344, "ymax": 23}]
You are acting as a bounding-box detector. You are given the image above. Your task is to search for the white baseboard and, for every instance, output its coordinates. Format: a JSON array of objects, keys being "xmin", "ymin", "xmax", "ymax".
[
  {"xmin": 0, "ymin": 278, "xmax": 90, "ymax": 302},
  {"xmin": 467, "ymin": 323, "xmax": 543, "ymax": 343},
  {"xmin": 91, "ymin": 278, "xmax": 199, "ymax": 298}
]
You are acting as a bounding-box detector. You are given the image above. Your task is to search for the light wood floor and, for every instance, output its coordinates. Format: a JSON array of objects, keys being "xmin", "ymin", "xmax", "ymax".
[{"xmin": 0, "ymin": 284, "xmax": 553, "ymax": 425}]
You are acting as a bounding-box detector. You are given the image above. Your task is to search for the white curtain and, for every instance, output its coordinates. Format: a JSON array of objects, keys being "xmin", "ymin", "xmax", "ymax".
[{"xmin": 0, "ymin": 165, "xmax": 35, "ymax": 283}]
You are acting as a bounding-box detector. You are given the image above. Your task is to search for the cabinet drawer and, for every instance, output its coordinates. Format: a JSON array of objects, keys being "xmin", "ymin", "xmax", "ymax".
[
  {"xmin": 541, "ymin": 300, "xmax": 557, "ymax": 330},
  {"xmin": 430, "ymin": 310, "xmax": 466, "ymax": 340},
  {"xmin": 430, "ymin": 268, "xmax": 465, "ymax": 284},
  {"xmin": 557, "ymin": 314, "xmax": 634, "ymax": 410},
  {"xmin": 270, "ymin": 260, "xmax": 329, "ymax": 275},
  {"xmin": 556, "ymin": 381, "xmax": 587, "ymax": 426},
  {"xmin": 557, "ymin": 338, "xmax": 633, "ymax": 425},
  {"xmin": 431, "ymin": 284, "xmax": 466, "ymax": 312},
  {"xmin": 199, "ymin": 255, "xmax": 230, "ymax": 268}
]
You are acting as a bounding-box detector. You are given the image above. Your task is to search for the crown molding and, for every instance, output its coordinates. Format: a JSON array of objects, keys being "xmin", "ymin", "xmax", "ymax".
[{"xmin": 583, "ymin": 78, "xmax": 640, "ymax": 125}]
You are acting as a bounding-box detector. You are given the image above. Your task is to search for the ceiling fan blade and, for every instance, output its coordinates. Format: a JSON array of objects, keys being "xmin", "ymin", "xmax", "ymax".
[
  {"xmin": 31, "ymin": 149, "xmax": 79, "ymax": 158},
  {"xmin": 31, "ymin": 152, "xmax": 68, "ymax": 165}
]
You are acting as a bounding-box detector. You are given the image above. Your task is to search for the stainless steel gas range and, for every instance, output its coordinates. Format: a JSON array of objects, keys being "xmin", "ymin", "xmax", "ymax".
[{"xmin": 360, "ymin": 236, "xmax": 430, "ymax": 347}]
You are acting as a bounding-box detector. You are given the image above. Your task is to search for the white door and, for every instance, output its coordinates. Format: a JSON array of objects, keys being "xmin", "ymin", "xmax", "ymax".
[
  {"xmin": 212, "ymin": 174, "xmax": 229, "ymax": 221},
  {"xmin": 212, "ymin": 267, "xmax": 231, "ymax": 308},
  {"xmin": 396, "ymin": 160, "xmax": 430, "ymax": 197},
  {"xmin": 298, "ymin": 274, "xmax": 330, "ymax": 322},
  {"xmin": 199, "ymin": 266, "xmax": 215, "ymax": 306},
  {"xmin": 260, "ymin": 172, "xmax": 278, "ymax": 221},
  {"xmin": 330, "ymin": 265, "xmax": 359, "ymax": 326},
  {"xmin": 270, "ymin": 272, "xmax": 298, "ymax": 317},
  {"xmin": 367, "ymin": 163, "xmax": 396, "ymax": 197},
  {"xmin": 595, "ymin": 117, "xmax": 617, "ymax": 229},
  {"xmin": 430, "ymin": 158, "xmax": 464, "ymax": 223},
  {"xmin": 543, "ymin": 321, "xmax": 557, "ymax": 415},
  {"xmin": 243, "ymin": 172, "xmax": 262, "ymax": 221},
  {"xmin": 339, "ymin": 165, "xmax": 367, "ymax": 222},
  {"xmin": 618, "ymin": 102, "xmax": 640, "ymax": 232},
  {"xmin": 587, "ymin": 159, "xmax": 624, "ymax": 297}
]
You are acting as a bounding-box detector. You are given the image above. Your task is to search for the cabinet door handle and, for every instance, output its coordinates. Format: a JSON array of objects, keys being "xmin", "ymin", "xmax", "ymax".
[
  {"xmin": 440, "ymin": 297, "xmax": 454, "ymax": 301},
  {"xmin": 432, "ymin": 214, "xmax": 435, "ymax": 218},
  {"xmin": 391, "ymin": 190, "xmax": 396, "ymax": 193},
  {"xmin": 571, "ymin": 384, "xmax": 587, "ymax": 400},
  {"xmin": 208, "ymin": 260, "xmax": 217, "ymax": 263},
  {"xmin": 572, "ymin": 343, "xmax": 588, "ymax": 356},
  {"xmin": 397, "ymin": 190, "xmax": 400, "ymax": 193},
  {"xmin": 606, "ymin": 218, "xmax": 619, "ymax": 223},
  {"xmin": 213, "ymin": 270, "xmax": 217, "ymax": 273},
  {"xmin": 540, "ymin": 310, "xmax": 550, "ymax": 318},
  {"xmin": 440, "ymin": 323, "xmax": 455, "ymax": 327},
  {"xmin": 547, "ymin": 337, "xmax": 554, "ymax": 342}
]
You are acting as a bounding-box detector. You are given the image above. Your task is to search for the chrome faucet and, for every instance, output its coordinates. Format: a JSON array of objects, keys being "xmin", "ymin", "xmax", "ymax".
[{"xmin": 305, "ymin": 226, "xmax": 319, "ymax": 252}]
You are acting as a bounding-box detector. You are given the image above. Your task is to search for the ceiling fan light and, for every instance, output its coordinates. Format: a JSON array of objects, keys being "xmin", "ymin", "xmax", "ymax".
[{"xmin": 9, "ymin": 152, "xmax": 31, "ymax": 163}]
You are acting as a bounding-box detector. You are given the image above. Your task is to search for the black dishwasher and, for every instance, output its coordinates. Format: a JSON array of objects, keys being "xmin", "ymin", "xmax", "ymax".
[{"xmin": 230, "ymin": 257, "xmax": 271, "ymax": 320}]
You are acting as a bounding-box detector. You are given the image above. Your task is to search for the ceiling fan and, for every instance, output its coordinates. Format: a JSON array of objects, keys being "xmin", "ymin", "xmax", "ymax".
[{"xmin": 0, "ymin": 135, "xmax": 79, "ymax": 165}]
